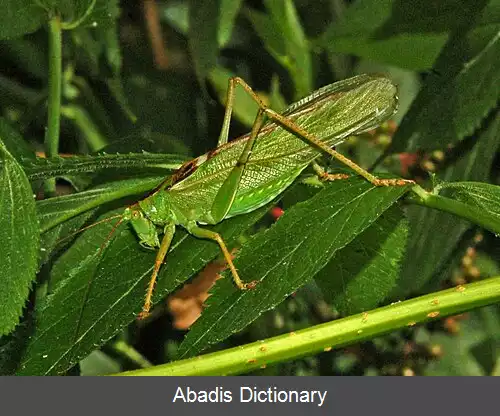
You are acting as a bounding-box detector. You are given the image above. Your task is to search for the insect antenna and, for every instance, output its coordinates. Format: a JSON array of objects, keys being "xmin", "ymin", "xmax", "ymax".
[
  {"xmin": 97, "ymin": 215, "xmax": 127, "ymax": 255},
  {"xmin": 54, "ymin": 213, "xmax": 124, "ymax": 248}
]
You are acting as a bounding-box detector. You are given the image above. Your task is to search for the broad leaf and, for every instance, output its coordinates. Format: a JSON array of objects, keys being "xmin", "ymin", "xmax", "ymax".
[
  {"xmin": 393, "ymin": 111, "xmax": 500, "ymax": 295},
  {"xmin": 22, "ymin": 153, "xmax": 186, "ymax": 181},
  {"xmin": 189, "ymin": 0, "xmax": 220, "ymax": 85},
  {"xmin": 438, "ymin": 182, "xmax": 500, "ymax": 223},
  {"xmin": 162, "ymin": 0, "xmax": 242, "ymax": 48},
  {"xmin": 0, "ymin": 141, "xmax": 39, "ymax": 335},
  {"xmin": 423, "ymin": 314, "xmax": 490, "ymax": 375},
  {"xmin": 315, "ymin": 206, "xmax": 409, "ymax": 315},
  {"xmin": 0, "ymin": 118, "xmax": 35, "ymax": 161},
  {"xmin": 36, "ymin": 171, "xmax": 169, "ymax": 268},
  {"xmin": 178, "ymin": 176, "xmax": 410, "ymax": 358},
  {"xmin": 390, "ymin": 2, "xmax": 499, "ymax": 152},
  {"xmin": 38, "ymin": 210, "xmax": 96, "ymax": 269},
  {"xmin": 0, "ymin": 1, "xmax": 46, "ymax": 40},
  {"xmin": 37, "ymin": 176, "xmax": 164, "ymax": 232},
  {"xmin": 247, "ymin": 0, "xmax": 312, "ymax": 98},
  {"xmin": 17, "ymin": 205, "xmax": 268, "ymax": 375},
  {"xmin": 162, "ymin": 1, "xmax": 189, "ymax": 35},
  {"xmin": 319, "ymin": 0, "xmax": 490, "ymax": 71},
  {"xmin": 218, "ymin": 0, "xmax": 244, "ymax": 47}
]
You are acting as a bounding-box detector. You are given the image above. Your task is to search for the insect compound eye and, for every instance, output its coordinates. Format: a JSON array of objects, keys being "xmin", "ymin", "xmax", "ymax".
[{"xmin": 132, "ymin": 210, "xmax": 141, "ymax": 219}]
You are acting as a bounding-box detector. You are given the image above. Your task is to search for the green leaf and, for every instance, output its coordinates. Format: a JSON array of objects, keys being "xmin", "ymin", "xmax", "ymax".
[
  {"xmin": 438, "ymin": 182, "xmax": 500, "ymax": 224},
  {"xmin": 0, "ymin": 36, "xmax": 49, "ymax": 83},
  {"xmin": 394, "ymin": 111, "xmax": 500, "ymax": 295},
  {"xmin": 218, "ymin": 0, "xmax": 243, "ymax": 47},
  {"xmin": 423, "ymin": 316, "xmax": 488, "ymax": 376},
  {"xmin": 0, "ymin": 118, "xmax": 35, "ymax": 161},
  {"xmin": 0, "ymin": 1, "xmax": 46, "ymax": 40},
  {"xmin": 189, "ymin": 0, "xmax": 220, "ymax": 85},
  {"xmin": 79, "ymin": 351, "xmax": 121, "ymax": 376},
  {"xmin": 68, "ymin": 1, "xmax": 121, "ymax": 76},
  {"xmin": 123, "ymin": 73, "xmax": 200, "ymax": 152},
  {"xmin": 390, "ymin": 4, "xmax": 499, "ymax": 152},
  {"xmin": 269, "ymin": 75, "xmax": 287, "ymax": 112},
  {"xmin": 61, "ymin": 105, "xmax": 108, "ymax": 151},
  {"xmin": 161, "ymin": 1, "xmax": 189, "ymax": 35},
  {"xmin": 178, "ymin": 177, "xmax": 411, "ymax": 358},
  {"xmin": 37, "ymin": 176, "xmax": 165, "ymax": 233},
  {"xmin": 17, "ymin": 205, "xmax": 268, "ymax": 375},
  {"xmin": 0, "ymin": 141, "xmax": 39, "ymax": 335},
  {"xmin": 162, "ymin": 0, "xmax": 242, "ymax": 48},
  {"xmin": 45, "ymin": 0, "xmax": 120, "ymax": 30},
  {"xmin": 22, "ymin": 153, "xmax": 186, "ymax": 181},
  {"xmin": 471, "ymin": 306, "xmax": 500, "ymax": 373},
  {"xmin": 105, "ymin": 78, "xmax": 136, "ymax": 122},
  {"xmin": 247, "ymin": 0, "xmax": 312, "ymax": 98},
  {"xmin": 315, "ymin": 206, "xmax": 409, "ymax": 315},
  {"xmin": 38, "ymin": 210, "xmax": 96, "ymax": 268},
  {"xmin": 264, "ymin": 0, "xmax": 312, "ymax": 97},
  {"xmin": 319, "ymin": 0, "xmax": 490, "ymax": 71}
]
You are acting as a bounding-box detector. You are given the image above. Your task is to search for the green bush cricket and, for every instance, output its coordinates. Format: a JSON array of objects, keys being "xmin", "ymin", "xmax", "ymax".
[{"xmin": 97, "ymin": 74, "xmax": 411, "ymax": 319}]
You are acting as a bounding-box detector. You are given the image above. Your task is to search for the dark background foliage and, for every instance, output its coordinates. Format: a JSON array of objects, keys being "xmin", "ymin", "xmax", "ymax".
[{"xmin": 0, "ymin": 0, "xmax": 499, "ymax": 375}]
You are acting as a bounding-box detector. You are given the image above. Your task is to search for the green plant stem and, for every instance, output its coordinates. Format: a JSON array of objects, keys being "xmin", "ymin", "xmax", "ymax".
[
  {"xmin": 44, "ymin": 15, "xmax": 63, "ymax": 197},
  {"xmin": 61, "ymin": 105, "xmax": 108, "ymax": 151},
  {"xmin": 113, "ymin": 276, "xmax": 500, "ymax": 376},
  {"xmin": 109, "ymin": 340, "xmax": 152, "ymax": 368},
  {"xmin": 408, "ymin": 184, "xmax": 500, "ymax": 235}
]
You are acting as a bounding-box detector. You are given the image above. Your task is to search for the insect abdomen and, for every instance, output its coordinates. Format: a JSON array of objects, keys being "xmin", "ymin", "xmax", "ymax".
[{"xmin": 227, "ymin": 167, "xmax": 304, "ymax": 217}]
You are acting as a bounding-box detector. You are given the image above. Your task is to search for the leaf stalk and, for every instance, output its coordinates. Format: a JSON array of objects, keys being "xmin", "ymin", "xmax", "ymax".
[{"xmin": 113, "ymin": 277, "xmax": 500, "ymax": 376}]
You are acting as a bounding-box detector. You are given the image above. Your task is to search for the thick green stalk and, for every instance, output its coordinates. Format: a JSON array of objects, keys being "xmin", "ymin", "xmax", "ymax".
[
  {"xmin": 44, "ymin": 16, "xmax": 63, "ymax": 196},
  {"xmin": 113, "ymin": 277, "xmax": 500, "ymax": 376},
  {"xmin": 409, "ymin": 184, "xmax": 500, "ymax": 235}
]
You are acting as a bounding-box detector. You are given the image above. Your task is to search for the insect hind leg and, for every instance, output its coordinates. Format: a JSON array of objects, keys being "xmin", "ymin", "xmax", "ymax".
[
  {"xmin": 311, "ymin": 161, "xmax": 350, "ymax": 182},
  {"xmin": 230, "ymin": 77, "xmax": 413, "ymax": 187}
]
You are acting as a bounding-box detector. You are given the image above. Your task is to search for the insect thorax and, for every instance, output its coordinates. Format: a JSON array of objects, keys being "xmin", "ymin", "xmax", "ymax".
[{"xmin": 139, "ymin": 190, "xmax": 176, "ymax": 225}]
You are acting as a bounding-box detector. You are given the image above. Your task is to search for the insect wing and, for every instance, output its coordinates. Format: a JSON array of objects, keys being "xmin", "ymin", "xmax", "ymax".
[{"xmin": 169, "ymin": 75, "xmax": 398, "ymax": 221}]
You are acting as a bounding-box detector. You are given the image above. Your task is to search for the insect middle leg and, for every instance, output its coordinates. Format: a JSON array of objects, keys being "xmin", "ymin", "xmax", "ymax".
[{"xmin": 187, "ymin": 222, "xmax": 256, "ymax": 290}]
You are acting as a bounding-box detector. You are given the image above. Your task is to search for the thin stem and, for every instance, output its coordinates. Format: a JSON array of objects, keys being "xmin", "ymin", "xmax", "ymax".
[
  {"xmin": 44, "ymin": 15, "xmax": 63, "ymax": 196},
  {"xmin": 61, "ymin": 0, "xmax": 97, "ymax": 29},
  {"xmin": 408, "ymin": 184, "xmax": 500, "ymax": 235},
  {"xmin": 113, "ymin": 277, "xmax": 500, "ymax": 376},
  {"xmin": 61, "ymin": 105, "xmax": 108, "ymax": 151},
  {"xmin": 109, "ymin": 340, "xmax": 152, "ymax": 369}
]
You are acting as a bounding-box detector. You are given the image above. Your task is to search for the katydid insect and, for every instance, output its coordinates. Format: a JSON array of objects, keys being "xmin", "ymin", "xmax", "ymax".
[{"xmin": 103, "ymin": 74, "xmax": 409, "ymax": 319}]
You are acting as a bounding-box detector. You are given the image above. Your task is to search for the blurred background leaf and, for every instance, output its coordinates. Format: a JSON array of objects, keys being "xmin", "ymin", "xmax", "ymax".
[{"xmin": 0, "ymin": 0, "xmax": 498, "ymax": 376}]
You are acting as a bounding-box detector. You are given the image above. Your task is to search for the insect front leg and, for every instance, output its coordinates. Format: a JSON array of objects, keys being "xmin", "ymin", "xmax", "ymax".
[
  {"xmin": 138, "ymin": 222, "xmax": 176, "ymax": 320},
  {"xmin": 228, "ymin": 77, "xmax": 413, "ymax": 187},
  {"xmin": 216, "ymin": 77, "xmax": 243, "ymax": 147},
  {"xmin": 186, "ymin": 222, "xmax": 257, "ymax": 290}
]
